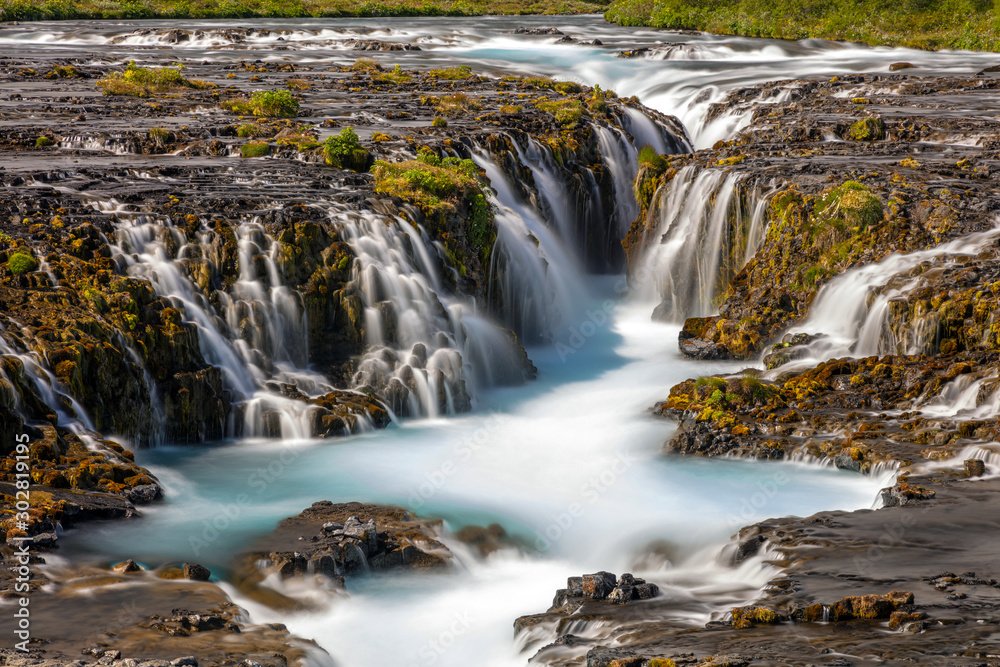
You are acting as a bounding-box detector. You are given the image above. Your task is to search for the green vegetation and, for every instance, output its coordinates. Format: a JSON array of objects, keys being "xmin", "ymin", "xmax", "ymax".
[
  {"xmin": 371, "ymin": 150, "xmax": 496, "ymax": 262},
  {"xmin": 222, "ymin": 89, "xmax": 299, "ymax": 117},
  {"xmin": 35, "ymin": 136, "xmax": 53, "ymax": 148},
  {"xmin": 1, "ymin": 0, "xmax": 609, "ymax": 21},
  {"xmin": 605, "ymin": 0, "xmax": 1000, "ymax": 52},
  {"xmin": 428, "ymin": 64, "xmax": 473, "ymax": 80},
  {"xmin": 814, "ymin": 180, "xmax": 884, "ymax": 231},
  {"xmin": 373, "ymin": 64, "xmax": 412, "ymax": 85},
  {"xmin": 849, "ymin": 116, "xmax": 886, "ymax": 141},
  {"xmin": 432, "ymin": 117, "xmax": 449, "ymax": 128},
  {"xmin": 535, "ymin": 98, "xmax": 584, "ymax": 127},
  {"xmin": 638, "ymin": 145, "xmax": 668, "ymax": 172},
  {"xmin": 96, "ymin": 61, "xmax": 213, "ymax": 97},
  {"xmin": 323, "ymin": 128, "xmax": 371, "ymax": 171},
  {"xmin": 7, "ymin": 251, "xmax": 38, "ymax": 275},
  {"xmin": 44, "ymin": 64, "xmax": 82, "ymax": 78},
  {"xmin": 421, "ymin": 93, "xmax": 482, "ymax": 116},
  {"xmin": 240, "ymin": 141, "xmax": 270, "ymax": 157}
]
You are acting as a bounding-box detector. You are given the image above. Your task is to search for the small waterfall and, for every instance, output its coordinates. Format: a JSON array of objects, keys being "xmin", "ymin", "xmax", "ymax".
[
  {"xmin": 594, "ymin": 125, "xmax": 640, "ymax": 237},
  {"xmin": 336, "ymin": 207, "xmax": 529, "ymax": 418},
  {"xmin": 622, "ymin": 106, "xmax": 691, "ymax": 155},
  {"xmin": 773, "ymin": 224, "xmax": 1000, "ymax": 370},
  {"xmin": 632, "ymin": 166, "xmax": 774, "ymax": 321},
  {"xmin": 473, "ymin": 151, "xmax": 588, "ymax": 343}
]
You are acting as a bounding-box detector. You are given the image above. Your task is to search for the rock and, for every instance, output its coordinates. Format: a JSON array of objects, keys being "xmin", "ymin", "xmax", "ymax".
[
  {"xmin": 170, "ymin": 658, "xmax": 198, "ymax": 667},
  {"xmin": 890, "ymin": 62, "xmax": 915, "ymax": 71},
  {"xmin": 679, "ymin": 337, "xmax": 729, "ymax": 360},
  {"xmin": 581, "ymin": 571, "xmax": 617, "ymax": 599},
  {"xmin": 607, "ymin": 585, "xmax": 634, "ymax": 604},
  {"xmin": 112, "ymin": 559, "xmax": 142, "ymax": 573},
  {"xmin": 126, "ymin": 484, "xmax": 162, "ymax": 504},
  {"xmin": 182, "ymin": 562, "xmax": 211, "ymax": 581},
  {"xmin": 965, "ymin": 458, "xmax": 986, "ymax": 477}
]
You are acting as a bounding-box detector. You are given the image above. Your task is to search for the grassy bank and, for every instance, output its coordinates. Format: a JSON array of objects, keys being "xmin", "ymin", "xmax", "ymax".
[
  {"xmin": 605, "ymin": 0, "xmax": 1000, "ymax": 51},
  {"xmin": 0, "ymin": 0, "xmax": 607, "ymax": 21}
]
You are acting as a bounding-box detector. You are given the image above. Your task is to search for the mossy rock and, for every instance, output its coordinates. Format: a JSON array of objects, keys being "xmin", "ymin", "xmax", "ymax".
[{"xmin": 849, "ymin": 116, "xmax": 886, "ymax": 141}]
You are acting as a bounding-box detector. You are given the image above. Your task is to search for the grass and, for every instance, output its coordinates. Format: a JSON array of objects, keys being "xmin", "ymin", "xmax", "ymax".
[
  {"xmin": 1, "ymin": 0, "xmax": 609, "ymax": 20},
  {"xmin": 428, "ymin": 65, "xmax": 474, "ymax": 80},
  {"xmin": 96, "ymin": 61, "xmax": 213, "ymax": 97},
  {"xmin": 222, "ymin": 89, "xmax": 299, "ymax": 117},
  {"xmin": 605, "ymin": 0, "xmax": 1000, "ymax": 52}
]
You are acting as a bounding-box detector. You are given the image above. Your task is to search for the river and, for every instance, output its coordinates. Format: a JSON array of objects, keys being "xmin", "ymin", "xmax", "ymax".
[{"xmin": 5, "ymin": 14, "xmax": 988, "ymax": 666}]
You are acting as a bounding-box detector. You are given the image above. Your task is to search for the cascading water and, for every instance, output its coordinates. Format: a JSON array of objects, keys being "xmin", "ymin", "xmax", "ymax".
[
  {"xmin": 632, "ymin": 166, "xmax": 774, "ymax": 321},
  {"xmin": 769, "ymin": 223, "xmax": 1000, "ymax": 373}
]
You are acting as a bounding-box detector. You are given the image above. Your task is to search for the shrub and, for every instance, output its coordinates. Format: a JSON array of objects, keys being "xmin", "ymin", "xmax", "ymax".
[
  {"xmin": 240, "ymin": 141, "xmax": 270, "ymax": 158},
  {"xmin": 35, "ymin": 136, "xmax": 53, "ymax": 148},
  {"xmin": 432, "ymin": 116, "xmax": 448, "ymax": 128},
  {"xmin": 324, "ymin": 128, "xmax": 371, "ymax": 171},
  {"xmin": 8, "ymin": 251, "xmax": 38, "ymax": 275}
]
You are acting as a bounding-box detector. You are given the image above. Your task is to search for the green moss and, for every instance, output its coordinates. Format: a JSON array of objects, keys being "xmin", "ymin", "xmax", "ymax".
[
  {"xmin": 371, "ymin": 151, "xmax": 496, "ymax": 263},
  {"xmin": 716, "ymin": 154, "xmax": 746, "ymax": 166},
  {"xmin": 638, "ymin": 145, "xmax": 668, "ymax": 172},
  {"xmin": 323, "ymin": 127, "xmax": 371, "ymax": 171},
  {"xmin": 432, "ymin": 116, "xmax": 448, "ymax": 128},
  {"xmin": 849, "ymin": 116, "xmax": 886, "ymax": 141},
  {"xmin": 553, "ymin": 80, "xmax": 583, "ymax": 94},
  {"xmin": 240, "ymin": 141, "xmax": 270, "ymax": 158},
  {"xmin": 44, "ymin": 64, "xmax": 82, "ymax": 78},
  {"xmin": 535, "ymin": 98, "xmax": 584, "ymax": 127},
  {"xmin": 814, "ymin": 180, "xmax": 884, "ymax": 231},
  {"xmin": 7, "ymin": 251, "xmax": 38, "ymax": 275},
  {"xmin": 421, "ymin": 92, "xmax": 482, "ymax": 116},
  {"xmin": 35, "ymin": 136, "xmax": 53, "ymax": 148}
]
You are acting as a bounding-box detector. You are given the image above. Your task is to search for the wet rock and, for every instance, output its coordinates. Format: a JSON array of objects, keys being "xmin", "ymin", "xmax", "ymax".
[
  {"xmin": 582, "ymin": 571, "xmax": 618, "ymax": 599},
  {"xmin": 182, "ymin": 562, "xmax": 211, "ymax": 581},
  {"xmin": 965, "ymin": 458, "xmax": 986, "ymax": 477},
  {"xmin": 112, "ymin": 559, "xmax": 142, "ymax": 574}
]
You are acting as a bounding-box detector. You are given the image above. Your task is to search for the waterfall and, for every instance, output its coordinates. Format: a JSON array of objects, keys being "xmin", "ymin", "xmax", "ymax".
[
  {"xmin": 770, "ymin": 223, "xmax": 1000, "ymax": 371},
  {"xmin": 622, "ymin": 107, "xmax": 691, "ymax": 155},
  {"xmin": 594, "ymin": 125, "xmax": 640, "ymax": 238},
  {"xmin": 632, "ymin": 166, "xmax": 774, "ymax": 321},
  {"xmin": 337, "ymin": 208, "xmax": 528, "ymax": 418}
]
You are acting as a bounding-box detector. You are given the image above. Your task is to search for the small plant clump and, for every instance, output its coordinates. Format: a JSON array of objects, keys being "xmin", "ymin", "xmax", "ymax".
[
  {"xmin": 323, "ymin": 127, "xmax": 371, "ymax": 171},
  {"xmin": 420, "ymin": 93, "xmax": 481, "ymax": 116},
  {"xmin": 35, "ymin": 136, "xmax": 53, "ymax": 148},
  {"xmin": 427, "ymin": 65, "xmax": 473, "ymax": 80},
  {"xmin": 535, "ymin": 98, "xmax": 584, "ymax": 127},
  {"xmin": 286, "ymin": 78, "xmax": 311, "ymax": 90},
  {"xmin": 44, "ymin": 65, "xmax": 82, "ymax": 79},
  {"xmin": 373, "ymin": 64, "xmax": 412, "ymax": 85},
  {"xmin": 849, "ymin": 116, "xmax": 886, "ymax": 141},
  {"xmin": 222, "ymin": 89, "xmax": 300, "ymax": 118},
  {"xmin": 814, "ymin": 180, "xmax": 884, "ymax": 231},
  {"xmin": 638, "ymin": 145, "xmax": 668, "ymax": 172},
  {"xmin": 240, "ymin": 141, "xmax": 270, "ymax": 158},
  {"xmin": 96, "ymin": 61, "xmax": 213, "ymax": 98},
  {"xmin": 7, "ymin": 251, "xmax": 38, "ymax": 275},
  {"xmin": 432, "ymin": 117, "xmax": 448, "ymax": 128}
]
